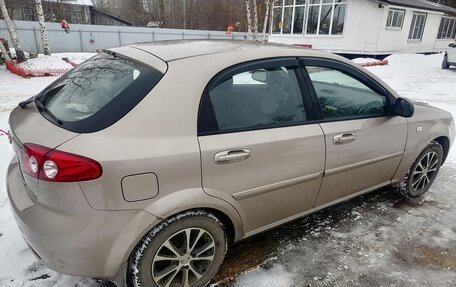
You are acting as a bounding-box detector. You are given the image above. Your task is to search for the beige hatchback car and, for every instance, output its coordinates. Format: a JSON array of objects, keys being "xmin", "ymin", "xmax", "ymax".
[{"xmin": 6, "ymin": 41, "xmax": 455, "ymax": 287}]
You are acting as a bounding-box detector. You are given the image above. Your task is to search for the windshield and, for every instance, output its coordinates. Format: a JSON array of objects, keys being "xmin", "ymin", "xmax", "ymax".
[{"xmin": 38, "ymin": 52, "xmax": 163, "ymax": 133}]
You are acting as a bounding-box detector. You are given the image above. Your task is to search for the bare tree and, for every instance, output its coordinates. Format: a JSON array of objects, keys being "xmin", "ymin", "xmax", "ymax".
[
  {"xmin": 0, "ymin": 39, "xmax": 11, "ymax": 61},
  {"xmin": 35, "ymin": 0, "xmax": 50, "ymax": 55},
  {"xmin": 245, "ymin": 0, "xmax": 252, "ymax": 39},
  {"xmin": 252, "ymin": 0, "xmax": 258, "ymax": 39},
  {"xmin": 0, "ymin": 0, "xmax": 26, "ymax": 61},
  {"xmin": 262, "ymin": 0, "xmax": 273, "ymax": 41}
]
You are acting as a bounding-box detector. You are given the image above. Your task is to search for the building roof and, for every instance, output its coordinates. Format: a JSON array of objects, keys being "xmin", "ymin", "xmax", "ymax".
[
  {"xmin": 46, "ymin": 0, "xmax": 94, "ymax": 6},
  {"xmin": 91, "ymin": 8, "xmax": 132, "ymax": 26},
  {"xmin": 376, "ymin": 0, "xmax": 456, "ymax": 14}
]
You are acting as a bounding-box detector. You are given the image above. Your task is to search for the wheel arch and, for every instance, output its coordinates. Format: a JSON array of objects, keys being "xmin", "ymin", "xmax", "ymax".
[
  {"xmin": 121, "ymin": 188, "xmax": 244, "ymax": 269},
  {"xmin": 433, "ymin": 136, "xmax": 450, "ymax": 163}
]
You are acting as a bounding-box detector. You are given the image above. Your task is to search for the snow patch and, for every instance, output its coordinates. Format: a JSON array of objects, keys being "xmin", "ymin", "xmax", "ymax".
[
  {"xmin": 17, "ymin": 55, "xmax": 74, "ymax": 71},
  {"xmin": 233, "ymin": 265, "xmax": 294, "ymax": 287},
  {"xmin": 352, "ymin": 57, "xmax": 380, "ymax": 64}
]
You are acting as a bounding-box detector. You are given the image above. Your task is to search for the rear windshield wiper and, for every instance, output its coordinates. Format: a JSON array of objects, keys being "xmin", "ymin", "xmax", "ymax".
[
  {"xmin": 19, "ymin": 85, "xmax": 65, "ymax": 109},
  {"xmin": 34, "ymin": 99, "xmax": 64, "ymax": 126},
  {"xmin": 18, "ymin": 96, "xmax": 35, "ymax": 108}
]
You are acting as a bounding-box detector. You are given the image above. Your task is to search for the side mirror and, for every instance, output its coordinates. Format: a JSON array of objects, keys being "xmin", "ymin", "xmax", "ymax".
[
  {"xmin": 251, "ymin": 69, "xmax": 269, "ymax": 83},
  {"xmin": 449, "ymin": 43, "xmax": 455, "ymax": 48},
  {"xmin": 393, "ymin": 97, "xmax": 414, "ymax": 118}
]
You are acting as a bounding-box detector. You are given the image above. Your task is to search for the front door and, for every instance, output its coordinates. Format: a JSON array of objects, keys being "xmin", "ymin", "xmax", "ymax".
[
  {"xmin": 198, "ymin": 58, "xmax": 325, "ymax": 234},
  {"xmin": 302, "ymin": 59, "xmax": 408, "ymax": 206}
]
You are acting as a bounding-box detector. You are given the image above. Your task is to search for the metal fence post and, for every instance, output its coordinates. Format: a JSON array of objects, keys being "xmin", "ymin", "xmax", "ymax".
[
  {"xmin": 79, "ymin": 29, "xmax": 83, "ymax": 52},
  {"xmin": 118, "ymin": 30, "xmax": 122, "ymax": 46},
  {"xmin": 232, "ymin": 33, "xmax": 235, "ymax": 40},
  {"xmin": 33, "ymin": 26, "xmax": 40, "ymax": 54},
  {"xmin": 182, "ymin": 32, "xmax": 185, "ymax": 39},
  {"xmin": 208, "ymin": 32, "xmax": 210, "ymax": 39},
  {"xmin": 152, "ymin": 31, "xmax": 155, "ymax": 41}
]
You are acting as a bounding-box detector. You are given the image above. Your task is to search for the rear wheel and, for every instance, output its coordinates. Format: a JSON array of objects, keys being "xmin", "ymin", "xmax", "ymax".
[
  {"xmin": 395, "ymin": 141, "xmax": 443, "ymax": 199},
  {"xmin": 128, "ymin": 210, "xmax": 227, "ymax": 287}
]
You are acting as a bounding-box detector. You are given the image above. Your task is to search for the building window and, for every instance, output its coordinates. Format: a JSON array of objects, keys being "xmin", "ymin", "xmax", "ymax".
[
  {"xmin": 307, "ymin": 0, "xmax": 347, "ymax": 35},
  {"xmin": 73, "ymin": 11, "xmax": 83, "ymax": 24},
  {"xmin": 438, "ymin": 17, "xmax": 456, "ymax": 40},
  {"xmin": 271, "ymin": 0, "xmax": 347, "ymax": 36},
  {"xmin": 21, "ymin": 7, "xmax": 35, "ymax": 21},
  {"xmin": 408, "ymin": 12, "xmax": 427, "ymax": 41},
  {"xmin": 64, "ymin": 10, "xmax": 72, "ymax": 23},
  {"xmin": 272, "ymin": 1, "xmax": 283, "ymax": 34},
  {"xmin": 386, "ymin": 8, "xmax": 405, "ymax": 29}
]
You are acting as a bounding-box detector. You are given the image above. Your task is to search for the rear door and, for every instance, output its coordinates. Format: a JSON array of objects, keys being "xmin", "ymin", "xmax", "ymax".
[
  {"xmin": 198, "ymin": 58, "xmax": 325, "ymax": 234},
  {"xmin": 300, "ymin": 58, "xmax": 407, "ymax": 206}
]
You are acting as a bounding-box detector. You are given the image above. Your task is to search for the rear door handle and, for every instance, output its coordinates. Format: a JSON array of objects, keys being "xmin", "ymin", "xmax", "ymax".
[
  {"xmin": 215, "ymin": 149, "xmax": 251, "ymax": 164},
  {"xmin": 333, "ymin": 133, "xmax": 356, "ymax": 145}
]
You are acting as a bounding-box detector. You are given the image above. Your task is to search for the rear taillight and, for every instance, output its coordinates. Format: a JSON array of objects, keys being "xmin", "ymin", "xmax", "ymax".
[{"xmin": 21, "ymin": 143, "xmax": 102, "ymax": 182}]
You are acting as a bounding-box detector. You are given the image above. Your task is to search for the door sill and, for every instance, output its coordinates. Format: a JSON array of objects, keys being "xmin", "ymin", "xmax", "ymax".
[{"xmin": 241, "ymin": 181, "xmax": 390, "ymax": 239}]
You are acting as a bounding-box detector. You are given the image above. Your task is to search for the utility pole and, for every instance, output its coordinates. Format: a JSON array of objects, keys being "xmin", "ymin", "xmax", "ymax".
[{"xmin": 183, "ymin": 0, "xmax": 186, "ymax": 29}]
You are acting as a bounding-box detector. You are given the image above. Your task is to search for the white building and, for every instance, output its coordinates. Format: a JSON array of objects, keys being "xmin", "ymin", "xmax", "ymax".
[{"xmin": 268, "ymin": 0, "xmax": 456, "ymax": 56}]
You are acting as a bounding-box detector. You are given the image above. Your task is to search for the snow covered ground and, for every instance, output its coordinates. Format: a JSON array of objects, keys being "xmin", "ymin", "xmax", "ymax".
[
  {"xmin": 16, "ymin": 53, "xmax": 96, "ymax": 71},
  {"xmin": 0, "ymin": 53, "xmax": 455, "ymax": 286}
]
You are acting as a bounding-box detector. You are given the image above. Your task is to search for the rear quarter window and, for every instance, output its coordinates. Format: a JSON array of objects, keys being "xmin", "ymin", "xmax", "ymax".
[{"xmin": 38, "ymin": 52, "xmax": 163, "ymax": 133}]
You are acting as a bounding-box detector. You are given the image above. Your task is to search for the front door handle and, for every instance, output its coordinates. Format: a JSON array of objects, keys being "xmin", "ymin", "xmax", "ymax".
[
  {"xmin": 333, "ymin": 133, "xmax": 356, "ymax": 145},
  {"xmin": 215, "ymin": 149, "xmax": 251, "ymax": 164}
]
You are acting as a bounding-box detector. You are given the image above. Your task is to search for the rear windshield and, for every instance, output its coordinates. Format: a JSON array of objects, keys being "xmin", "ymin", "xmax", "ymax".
[{"xmin": 38, "ymin": 52, "xmax": 163, "ymax": 133}]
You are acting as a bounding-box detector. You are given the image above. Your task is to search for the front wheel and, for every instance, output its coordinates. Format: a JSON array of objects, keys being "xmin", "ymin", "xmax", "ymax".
[
  {"xmin": 395, "ymin": 141, "xmax": 443, "ymax": 199},
  {"xmin": 442, "ymin": 54, "xmax": 450, "ymax": 69},
  {"xmin": 128, "ymin": 210, "xmax": 227, "ymax": 287}
]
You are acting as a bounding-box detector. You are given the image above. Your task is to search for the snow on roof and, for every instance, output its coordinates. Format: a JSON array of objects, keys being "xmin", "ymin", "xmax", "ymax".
[
  {"xmin": 45, "ymin": 0, "xmax": 94, "ymax": 6},
  {"xmin": 377, "ymin": 0, "xmax": 456, "ymax": 14}
]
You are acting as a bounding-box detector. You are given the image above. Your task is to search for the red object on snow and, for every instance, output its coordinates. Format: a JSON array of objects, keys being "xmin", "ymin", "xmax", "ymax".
[
  {"xmin": 359, "ymin": 59, "xmax": 389, "ymax": 67},
  {"xmin": 293, "ymin": 44, "xmax": 313, "ymax": 48},
  {"xmin": 5, "ymin": 60, "xmax": 71, "ymax": 78}
]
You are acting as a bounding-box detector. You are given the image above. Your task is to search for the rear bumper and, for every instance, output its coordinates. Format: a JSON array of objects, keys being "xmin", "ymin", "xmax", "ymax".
[{"xmin": 6, "ymin": 158, "xmax": 159, "ymax": 278}]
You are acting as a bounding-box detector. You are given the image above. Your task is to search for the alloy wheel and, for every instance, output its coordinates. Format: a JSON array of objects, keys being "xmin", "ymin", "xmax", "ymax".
[
  {"xmin": 151, "ymin": 228, "xmax": 216, "ymax": 287},
  {"xmin": 410, "ymin": 151, "xmax": 439, "ymax": 193}
]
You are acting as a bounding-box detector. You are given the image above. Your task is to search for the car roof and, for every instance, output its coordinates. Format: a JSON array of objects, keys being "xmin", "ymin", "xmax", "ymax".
[{"xmin": 127, "ymin": 40, "xmax": 340, "ymax": 62}]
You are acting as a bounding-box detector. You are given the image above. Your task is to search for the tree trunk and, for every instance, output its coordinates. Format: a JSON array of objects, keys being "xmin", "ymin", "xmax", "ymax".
[
  {"xmin": 262, "ymin": 0, "xmax": 272, "ymax": 42},
  {"xmin": 252, "ymin": 0, "xmax": 259, "ymax": 40},
  {"xmin": 0, "ymin": 0, "xmax": 26, "ymax": 62},
  {"xmin": 35, "ymin": 0, "xmax": 50, "ymax": 55},
  {"xmin": 245, "ymin": 0, "xmax": 252, "ymax": 40},
  {"xmin": 0, "ymin": 40, "xmax": 11, "ymax": 61}
]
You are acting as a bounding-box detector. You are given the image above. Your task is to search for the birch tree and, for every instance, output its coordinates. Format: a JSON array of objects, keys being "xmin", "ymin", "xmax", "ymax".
[
  {"xmin": 245, "ymin": 0, "xmax": 252, "ymax": 39},
  {"xmin": 0, "ymin": 0, "xmax": 26, "ymax": 62},
  {"xmin": 252, "ymin": 0, "xmax": 258, "ymax": 40},
  {"xmin": 35, "ymin": 0, "xmax": 50, "ymax": 55},
  {"xmin": 262, "ymin": 0, "xmax": 273, "ymax": 41}
]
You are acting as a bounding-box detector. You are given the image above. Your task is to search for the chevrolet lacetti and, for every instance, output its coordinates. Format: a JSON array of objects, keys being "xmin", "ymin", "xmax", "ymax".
[{"xmin": 6, "ymin": 41, "xmax": 455, "ymax": 287}]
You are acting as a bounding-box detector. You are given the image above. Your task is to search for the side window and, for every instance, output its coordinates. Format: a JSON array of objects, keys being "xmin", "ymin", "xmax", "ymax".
[
  {"xmin": 306, "ymin": 66, "xmax": 387, "ymax": 120},
  {"xmin": 208, "ymin": 66, "xmax": 306, "ymax": 132}
]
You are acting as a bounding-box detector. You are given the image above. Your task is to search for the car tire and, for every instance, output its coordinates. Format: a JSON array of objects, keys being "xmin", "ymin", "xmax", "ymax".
[
  {"xmin": 395, "ymin": 141, "xmax": 443, "ymax": 199},
  {"xmin": 442, "ymin": 54, "xmax": 449, "ymax": 69},
  {"xmin": 128, "ymin": 210, "xmax": 227, "ymax": 287}
]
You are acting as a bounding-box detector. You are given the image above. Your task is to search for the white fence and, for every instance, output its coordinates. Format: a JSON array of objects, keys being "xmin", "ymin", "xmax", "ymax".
[{"xmin": 0, "ymin": 20, "xmax": 267, "ymax": 54}]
